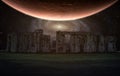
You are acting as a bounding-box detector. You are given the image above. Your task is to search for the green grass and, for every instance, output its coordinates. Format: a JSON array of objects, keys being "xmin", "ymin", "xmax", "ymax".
[
  {"xmin": 0, "ymin": 53, "xmax": 120, "ymax": 61},
  {"xmin": 0, "ymin": 53, "xmax": 120, "ymax": 76},
  {"xmin": 0, "ymin": 53, "xmax": 120, "ymax": 67}
]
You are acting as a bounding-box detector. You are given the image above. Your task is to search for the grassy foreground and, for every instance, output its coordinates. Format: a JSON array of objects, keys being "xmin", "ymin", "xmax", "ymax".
[{"xmin": 0, "ymin": 53, "xmax": 120, "ymax": 76}]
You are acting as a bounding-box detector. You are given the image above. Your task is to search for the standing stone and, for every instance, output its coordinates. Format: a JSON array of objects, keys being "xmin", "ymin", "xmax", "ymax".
[
  {"xmin": 98, "ymin": 35, "xmax": 106, "ymax": 52},
  {"xmin": 80, "ymin": 34, "xmax": 86, "ymax": 53},
  {"xmin": 51, "ymin": 40, "xmax": 56, "ymax": 53},
  {"xmin": 7, "ymin": 33, "xmax": 17, "ymax": 53},
  {"xmin": 56, "ymin": 31, "xmax": 66, "ymax": 53},
  {"xmin": 84, "ymin": 33, "xmax": 97, "ymax": 53},
  {"xmin": 27, "ymin": 33, "xmax": 33, "ymax": 53},
  {"xmin": 33, "ymin": 29, "xmax": 43, "ymax": 53},
  {"xmin": 106, "ymin": 36, "xmax": 117, "ymax": 52},
  {"xmin": 70, "ymin": 34, "xmax": 81, "ymax": 53},
  {"xmin": 42, "ymin": 35, "xmax": 51, "ymax": 53}
]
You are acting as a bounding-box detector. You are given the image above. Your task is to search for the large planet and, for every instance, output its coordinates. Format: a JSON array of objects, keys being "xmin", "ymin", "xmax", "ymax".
[{"xmin": 2, "ymin": 0, "xmax": 118, "ymax": 21}]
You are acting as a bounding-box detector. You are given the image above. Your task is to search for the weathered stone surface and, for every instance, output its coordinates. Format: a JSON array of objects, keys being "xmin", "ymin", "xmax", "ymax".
[
  {"xmin": 56, "ymin": 31, "xmax": 66, "ymax": 53},
  {"xmin": 7, "ymin": 33, "xmax": 17, "ymax": 53},
  {"xmin": 6, "ymin": 30, "xmax": 117, "ymax": 53},
  {"xmin": 106, "ymin": 36, "xmax": 117, "ymax": 52},
  {"xmin": 42, "ymin": 35, "xmax": 51, "ymax": 53},
  {"xmin": 98, "ymin": 35, "xmax": 106, "ymax": 52},
  {"xmin": 84, "ymin": 33, "xmax": 97, "ymax": 53}
]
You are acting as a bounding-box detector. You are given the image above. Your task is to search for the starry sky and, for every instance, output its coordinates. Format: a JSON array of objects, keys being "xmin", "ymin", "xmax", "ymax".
[{"xmin": 0, "ymin": 0, "xmax": 120, "ymax": 49}]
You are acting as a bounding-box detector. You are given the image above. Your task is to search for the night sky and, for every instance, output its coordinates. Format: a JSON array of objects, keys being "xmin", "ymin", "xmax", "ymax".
[{"xmin": 0, "ymin": 0, "xmax": 120, "ymax": 50}]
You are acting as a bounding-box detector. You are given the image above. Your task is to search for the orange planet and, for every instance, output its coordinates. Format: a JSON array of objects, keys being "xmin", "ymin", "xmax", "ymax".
[{"xmin": 2, "ymin": 0, "xmax": 118, "ymax": 21}]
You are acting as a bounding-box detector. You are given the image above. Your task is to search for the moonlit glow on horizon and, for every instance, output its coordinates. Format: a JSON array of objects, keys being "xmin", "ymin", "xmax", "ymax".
[
  {"xmin": 53, "ymin": 24, "xmax": 67, "ymax": 31},
  {"xmin": 30, "ymin": 20, "xmax": 91, "ymax": 38},
  {"xmin": 44, "ymin": 21, "xmax": 81, "ymax": 32}
]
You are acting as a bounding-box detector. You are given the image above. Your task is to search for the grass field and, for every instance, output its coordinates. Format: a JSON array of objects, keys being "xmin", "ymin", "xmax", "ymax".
[{"xmin": 0, "ymin": 53, "xmax": 120, "ymax": 76}]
